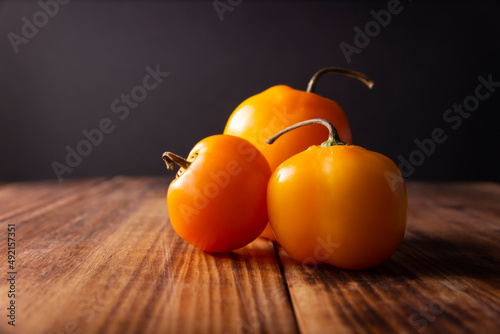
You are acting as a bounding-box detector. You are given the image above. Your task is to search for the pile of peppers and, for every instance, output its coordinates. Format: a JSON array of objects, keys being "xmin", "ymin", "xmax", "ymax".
[{"xmin": 163, "ymin": 67, "xmax": 407, "ymax": 270}]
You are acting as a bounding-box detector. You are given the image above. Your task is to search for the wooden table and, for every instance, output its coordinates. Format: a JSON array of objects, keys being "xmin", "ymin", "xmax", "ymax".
[{"xmin": 0, "ymin": 176, "xmax": 499, "ymax": 334}]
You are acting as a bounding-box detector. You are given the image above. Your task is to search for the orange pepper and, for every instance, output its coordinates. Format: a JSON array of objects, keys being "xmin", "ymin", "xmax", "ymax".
[
  {"xmin": 224, "ymin": 68, "xmax": 373, "ymax": 241},
  {"xmin": 266, "ymin": 119, "xmax": 407, "ymax": 269},
  {"xmin": 163, "ymin": 135, "xmax": 271, "ymax": 252}
]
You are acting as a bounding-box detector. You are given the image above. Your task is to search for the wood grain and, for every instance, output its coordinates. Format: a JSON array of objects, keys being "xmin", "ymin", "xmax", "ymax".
[
  {"xmin": 278, "ymin": 182, "xmax": 500, "ymax": 334},
  {"xmin": 0, "ymin": 178, "xmax": 499, "ymax": 334},
  {"xmin": 0, "ymin": 176, "xmax": 297, "ymax": 334}
]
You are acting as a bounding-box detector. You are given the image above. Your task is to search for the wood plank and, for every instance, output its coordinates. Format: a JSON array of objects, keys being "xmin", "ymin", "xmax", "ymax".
[
  {"xmin": 278, "ymin": 181, "xmax": 500, "ymax": 334},
  {"xmin": 0, "ymin": 176, "xmax": 298, "ymax": 334},
  {"xmin": 0, "ymin": 177, "xmax": 109, "ymax": 221}
]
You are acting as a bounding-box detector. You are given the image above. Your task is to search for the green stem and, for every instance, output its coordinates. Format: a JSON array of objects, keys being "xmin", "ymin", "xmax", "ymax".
[
  {"xmin": 266, "ymin": 118, "xmax": 347, "ymax": 148},
  {"xmin": 306, "ymin": 67, "xmax": 374, "ymax": 93}
]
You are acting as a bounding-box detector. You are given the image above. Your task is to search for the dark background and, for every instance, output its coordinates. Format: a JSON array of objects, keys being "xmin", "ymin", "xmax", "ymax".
[{"xmin": 1, "ymin": 0, "xmax": 499, "ymax": 182}]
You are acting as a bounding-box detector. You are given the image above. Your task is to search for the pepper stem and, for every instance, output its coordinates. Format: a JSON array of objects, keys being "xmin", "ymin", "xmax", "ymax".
[
  {"xmin": 266, "ymin": 118, "xmax": 347, "ymax": 148},
  {"xmin": 162, "ymin": 152, "xmax": 192, "ymax": 171},
  {"xmin": 306, "ymin": 67, "xmax": 374, "ymax": 93}
]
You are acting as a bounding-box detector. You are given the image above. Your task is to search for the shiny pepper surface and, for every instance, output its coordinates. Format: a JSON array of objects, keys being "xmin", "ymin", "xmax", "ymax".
[
  {"xmin": 224, "ymin": 68, "xmax": 374, "ymax": 241},
  {"xmin": 267, "ymin": 119, "xmax": 407, "ymax": 269},
  {"xmin": 163, "ymin": 135, "xmax": 271, "ymax": 252}
]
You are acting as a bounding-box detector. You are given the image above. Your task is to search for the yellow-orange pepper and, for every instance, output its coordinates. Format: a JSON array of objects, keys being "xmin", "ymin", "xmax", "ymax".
[
  {"xmin": 266, "ymin": 119, "xmax": 407, "ymax": 269},
  {"xmin": 224, "ymin": 68, "xmax": 373, "ymax": 240},
  {"xmin": 163, "ymin": 135, "xmax": 271, "ymax": 252}
]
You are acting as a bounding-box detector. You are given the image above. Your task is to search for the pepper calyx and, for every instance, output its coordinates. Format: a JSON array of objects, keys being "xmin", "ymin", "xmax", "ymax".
[{"xmin": 321, "ymin": 139, "xmax": 348, "ymax": 148}]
